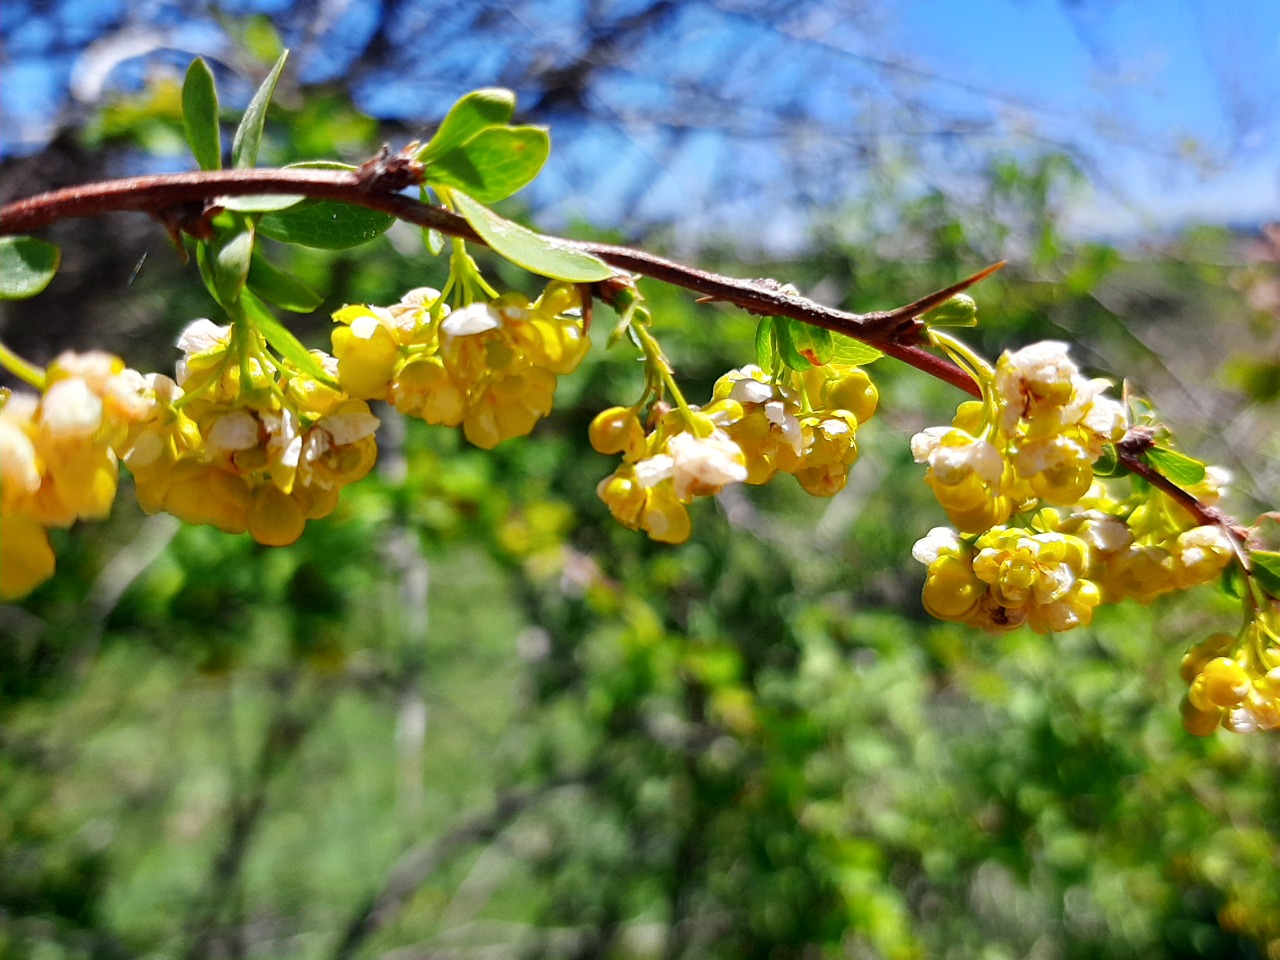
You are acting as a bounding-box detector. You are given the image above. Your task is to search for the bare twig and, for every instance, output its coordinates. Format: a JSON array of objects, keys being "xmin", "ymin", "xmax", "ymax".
[{"xmin": 330, "ymin": 775, "xmax": 584, "ymax": 960}]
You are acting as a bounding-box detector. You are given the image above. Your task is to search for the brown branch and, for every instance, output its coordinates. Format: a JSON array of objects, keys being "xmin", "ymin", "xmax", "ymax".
[
  {"xmin": 0, "ymin": 165, "xmax": 989, "ymax": 394},
  {"xmin": 5, "ymin": 163, "xmax": 1257, "ymax": 556},
  {"xmin": 1115, "ymin": 428, "xmax": 1252, "ymax": 569}
]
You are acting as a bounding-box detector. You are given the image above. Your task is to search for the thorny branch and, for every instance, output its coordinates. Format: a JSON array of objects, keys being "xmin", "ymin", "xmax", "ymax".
[
  {"xmin": 0, "ymin": 162, "xmax": 992, "ymax": 394},
  {"xmin": 0, "ymin": 155, "xmax": 1251, "ymax": 560}
]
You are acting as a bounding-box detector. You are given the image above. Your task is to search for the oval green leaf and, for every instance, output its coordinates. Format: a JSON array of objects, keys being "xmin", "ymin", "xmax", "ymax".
[
  {"xmin": 830, "ymin": 334, "xmax": 884, "ymax": 366},
  {"xmin": 1145, "ymin": 446, "xmax": 1207, "ymax": 487},
  {"xmin": 232, "ymin": 48, "xmax": 288, "ymax": 168},
  {"xmin": 257, "ymin": 201, "xmax": 394, "ymax": 250},
  {"xmin": 418, "ymin": 88, "xmax": 516, "ymax": 164},
  {"xmin": 1249, "ymin": 549, "xmax": 1280, "ymax": 599},
  {"xmin": 0, "ymin": 236, "xmax": 61, "ymax": 300},
  {"xmin": 246, "ymin": 252, "xmax": 323, "ymax": 312},
  {"xmin": 754, "ymin": 317, "xmax": 775, "ymax": 370},
  {"xmin": 426, "ymin": 126, "xmax": 550, "ymax": 203},
  {"xmin": 926, "ymin": 293, "xmax": 978, "ymax": 327},
  {"xmin": 182, "ymin": 58, "xmax": 221, "ymax": 171},
  {"xmin": 209, "ymin": 225, "xmax": 254, "ymax": 306},
  {"xmin": 220, "ymin": 194, "xmax": 306, "ymax": 213},
  {"xmin": 1092, "ymin": 443, "xmax": 1121, "ymax": 477},
  {"xmin": 453, "ymin": 192, "xmax": 612, "ymax": 283},
  {"xmin": 773, "ymin": 318, "xmax": 812, "ymax": 370}
]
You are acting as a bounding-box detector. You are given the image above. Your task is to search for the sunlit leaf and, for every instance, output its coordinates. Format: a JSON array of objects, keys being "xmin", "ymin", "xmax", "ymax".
[
  {"xmin": 774, "ymin": 317, "xmax": 836, "ymax": 369},
  {"xmin": 829, "ymin": 333, "xmax": 883, "ymax": 366},
  {"xmin": 181, "ymin": 58, "xmax": 221, "ymax": 171},
  {"xmin": 755, "ymin": 317, "xmax": 775, "ymax": 369},
  {"xmin": 453, "ymin": 192, "xmax": 612, "ymax": 282},
  {"xmin": 426, "ymin": 126, "xmax": 550, "ymax": 203},
  {"xmin": 0, "ymin": 236, "xmax": 61, "ymax": 300},
  {"xmin": 1250, "ymin": 550, "xmax": 1280, "ymax": 599},
  {"xmin": 925, "ymin": 293, "xmax": 978, "ymax": 327},
  {"xmin": 1093, "ymin": 443, "xmax": 1121, "ymax": 477},
  {"xmin": 231, "ymin": 48, "xmax": 288, "ymax": 168},
  {"xmin": 1145, "ymin": 446, "xmax": 1207, "ymax": 487},
  {"xmin": 418, "ymin": 88, "xmax": 516, "ymax": 163}
]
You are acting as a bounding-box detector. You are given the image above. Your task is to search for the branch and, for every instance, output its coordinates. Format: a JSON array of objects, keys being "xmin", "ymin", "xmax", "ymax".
[
  {"xmin": 0, "ymin": 164, "xmax": 988, "ymax": 396},
  {"xmin": 184, "ymin": 677, "xmax": 324, "ymax": 960},
  {"xmin": 330, "ymin": 776, "xmax": 581, "ymax": 960},
  {"xmin": 1115, "ymin": 428, "xmax": 1253, "ymax": 567}
]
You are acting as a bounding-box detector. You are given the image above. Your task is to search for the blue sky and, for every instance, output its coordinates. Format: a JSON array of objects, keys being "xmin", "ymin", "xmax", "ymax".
[
  {"xmin": 3, "ymin": 0, "xmax": 1279, "ymax": 239},
  {"xmin": 890, "ymin": 0, "xmax": 1280, "ymax": 233}
]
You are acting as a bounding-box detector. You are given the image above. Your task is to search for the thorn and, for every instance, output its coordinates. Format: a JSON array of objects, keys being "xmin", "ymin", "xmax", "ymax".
[{"xmin": 882, "ymin": 260, "xmax": 1007, "ymax": 326}]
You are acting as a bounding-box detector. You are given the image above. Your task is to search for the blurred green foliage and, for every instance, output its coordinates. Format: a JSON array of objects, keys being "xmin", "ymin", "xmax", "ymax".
[{"xmin": 3, "ymin": 47, "xmax": 1280, "ymax": 960}]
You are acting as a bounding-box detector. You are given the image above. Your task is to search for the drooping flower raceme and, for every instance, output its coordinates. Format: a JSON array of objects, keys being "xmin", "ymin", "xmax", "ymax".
[
  {"xmin": 1, "ymin": 351, "xmax": 154, "ymax": 599},
  {"xmin": 333, "ymin": 284, "xmax": 589, "ymax": 449},
  {"xmin": 126, "ymin": 320, "xmax": 379, "ymax": 547}
]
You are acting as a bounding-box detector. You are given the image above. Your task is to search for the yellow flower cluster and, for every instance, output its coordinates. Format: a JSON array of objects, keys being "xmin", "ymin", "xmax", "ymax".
[
  {"xmin": 594, "ymin": 402, "xmax": 748, "ymax": 544},
  {"xmin": 331, "ymin": 284, "xmax": 588, "ymax": 449},
  {"xmin": 911, "ymin": 341, "xmax": 1234, "ymax": 635},
  {"xmin": 914, "ymin": 524, "xmax": 1101, "ymax": 634},
  {"xmin": 126, "ymin": 320, "xmax": 379, "ymax": 547},
  {"xmin": 593, "ymin": 362, "xmax": 878, "ymax": 543},
  {"xmin": 912, "ymin": 341, "xmax": 1128, "ymax": 533},
  {"xmin": 1058, "ymin": 481, "xmax": 1236, "ymax": 605},
  {"xmin": 1180, "ymin": 624, "xmax": 1280, "ymax": 735},
  {"xmin": 712, "ymin": 364, "xmax": 877, "ymax": 496},
  {"xmin": 1, "ymin": 351, "xmax": 152, "ymax": 599}
]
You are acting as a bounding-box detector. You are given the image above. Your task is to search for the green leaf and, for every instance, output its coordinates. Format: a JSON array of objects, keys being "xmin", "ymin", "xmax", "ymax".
[
  {"xmin": 453, "ymin": 192, "xmax": 612, "ymax": 282},
  {"xmin": 926, "ymin": 293, "xmax": 978, "ymax": 327},
  {"xmin": 1250, "ymin": 550, "xmax": 1280, "ymax": 599},
  {"xmin": 773, "ymin": 319, "xmax": 811, "ymax": 370},
  {"xmin": 420, "ymin": 185, "xmax": 446, "ymax": 254},
  {"xmin": 0, "ymin": 236, "xmax": 61, "ymax": 300},
  {"xmin": 239, "ymin": 290, "xmax": 339, "ymax": 388},
  {"xmin": 793, "ymin": 322, "xmax": 834, "ymax": 366},
  {"xmin": 774, "ymin": 318, "xmax": 837, "ymax": 370},
  {"xmin": 285, "ymin": 160, "xmax": 357, "ymax": 171},
  {"xmin": 1145, "ymin": 446, "xmax": 1207, "ymax": 487},
  {"xmin": 231, "ymin": 48, "xmax": 288, "ymax": 168},
  {"xmin": 426, "ymin": 126, "xmax": 550, "ymax": 203},
  {"xmin": 220, "ymin": 194, "xmax": 306, "ymax": 213},
  {"xmin": 418, "ymin": 88, "xmax": 516, "ymax": 164},
  {"xmin": 182, "ymin": 58, "xmax": 221, "ymax": 171},
  {"xmin": 1219, "ymin": 563, "xmax": 1245, "ymax": 600},
  {"xmin": 203, "ymin": 225, "xmax": 254, "ymax": 306},
  {"xmin": 754, "ymin": 317, "xmax": 775, "ymax": 370},
  {"xmin": 257, "ymin": 201, "xmax": 394, "ymax": 249},
  {"xmin": 246, "ymin": 252, "xmax": 323, "ymax": 312},
  {"xmin": 829, "ymin": 333, "xmax": 884, "ymax": 366},
  {"xmin": 1093, "ymin": 443, "xmax": 1121, "ymax": 477},
  {"xmin": 222, "ymin": 161, "xmax": 354, "ymax": 209}
]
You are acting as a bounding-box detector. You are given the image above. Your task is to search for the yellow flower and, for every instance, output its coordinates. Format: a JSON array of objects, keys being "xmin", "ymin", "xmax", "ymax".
[{"xmin": 0, "ymin": 514, "xmax": 56, "ymax": 601}]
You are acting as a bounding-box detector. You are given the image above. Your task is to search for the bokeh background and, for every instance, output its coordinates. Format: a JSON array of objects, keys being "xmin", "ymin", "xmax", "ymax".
[{"xmin": 3, "ymin": 2, "xmax": 1280, "ymax": 958}]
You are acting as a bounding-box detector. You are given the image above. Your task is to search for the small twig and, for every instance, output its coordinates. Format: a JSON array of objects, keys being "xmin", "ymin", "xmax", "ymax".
[
  {"xmin": 330, "ymin": 774, "xmax": 586, "ymax": 960},
  {"xmin": 1115, "ymin": 428, "xmax": 1253, "ymax": 580},
  {"xmin": 184, "ymin": 675, "xmax": 325, "ymax": 960}
]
